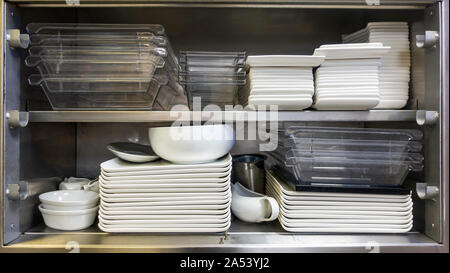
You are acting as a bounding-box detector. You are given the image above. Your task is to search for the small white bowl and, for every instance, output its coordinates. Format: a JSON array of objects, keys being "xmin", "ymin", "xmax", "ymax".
[
  {"xmin": 39, "ymin": 205, "xmax": 98, "ymax": 231},
  {"xmin": 149, "ymin": 124, "xmax": 235, "ymax": 164},
  {"xmin": 41, "ymin": 202, "xmax": 97, "ymax": 211},
  {"xmin": 39, "ymin": 190, "xmax": 99, "ymax": 207}
]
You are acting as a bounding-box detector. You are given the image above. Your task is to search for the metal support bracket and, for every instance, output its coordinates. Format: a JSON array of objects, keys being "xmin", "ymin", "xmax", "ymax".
[
  {"xmin": 5, "ymin": 110, "xmax": 29, "ymax": 128},
  {"xmin": 415, "ymin": 30, "xmax": 439, "ymax": 48},
  {"xmin": 6, "ymin": 29, "xmax": 30, "ymax": 49},
  {"xmin": 416, "ymin": 110, "xmax": 439, "ymax": 126},
  {"xmin": 5, "ymin": 178, "xmax": 61, "ymax": 201},
  {"xmin": 5, "ymin": 181, "xmax": 28, "ymax": 201},
  {"xmin": 416, "ymin": 183, "xmax": 440, "ymax": 200}
]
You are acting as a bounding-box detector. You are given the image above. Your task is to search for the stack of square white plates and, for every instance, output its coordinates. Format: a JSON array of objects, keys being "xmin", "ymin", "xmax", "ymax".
[
  {"xmin": 97, "ymin": 154, "xmax": 232, "ymax": 233},
  {"xmin": 312, "ymin": 43, "xmax": 391, "ymax": 110},
  {"xmin": 342, "ymin": 22, "xmax": 410, "ymax": 109},
  {"xmin": 266, "ymin": 170, "xmax": 413, "ymax": 233},
  {"xmin": 239, "ymin": 55, "xmax": 324, "ymax": 110}
]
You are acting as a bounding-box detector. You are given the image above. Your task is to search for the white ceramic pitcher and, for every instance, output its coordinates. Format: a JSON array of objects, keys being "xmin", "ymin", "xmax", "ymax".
[{"xmin": 231, "ymin": 182, "xmax": 279, "ymax": 223}]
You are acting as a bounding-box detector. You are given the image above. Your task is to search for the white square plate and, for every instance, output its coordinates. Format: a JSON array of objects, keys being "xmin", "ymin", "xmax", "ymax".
[
  {"xmin": 250, "ymin": 90, "xmax": 314, "ymax": 96},
  {"xmin": 265, "ymin": 172, "xmax": 410, "ymax": 200},
  {"xmin": 267, "ymin": 186, "xmax": 412, "ymax": 207},
  {"xmin": 100, "ymin": 154, "xmax": 232, "ymax": 173},
  {"xmin": 100, "ymin": 171, "xmax": 231, "ymax": 182},
  {"xmin": 373, "ymin": 99, "xmax": 408, "ymax": 109},
  {"xmin": 97, "ymin": 222, "xmax": 230, "ymax": 233},
  {"xmin": 313, "ymin": 46, "xmax": 390, "ymax": 59},
  {"xmin": 100, "ymin": 192, "xmax": 231, "ymax": 203},
  {"xmin": 98, "ymin": 213, "xmax": 231, "ymax": 225},
  {"xmin": 101, "ymin": 165, "xmax": 231, "ymax": 178},
  {"xmin": 99, "ymin": 207, "xmax": 230, "ymax": 215},
  {"xmin": 247, "ymin": 55, "xmax": 325, "ymax": 67},
  {"xmin": 100, "ymin": 200, "xmax": 231, "ymax": 209},
  {"xmin": 313, "ymin": 97, "xmax": 380, "ymax": 110}
]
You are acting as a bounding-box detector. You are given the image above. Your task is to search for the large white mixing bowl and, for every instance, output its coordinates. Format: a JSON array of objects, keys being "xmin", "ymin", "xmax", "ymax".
[{"xmin": 149, "ymin": 124, "xmax": 235, "ymax": 164}]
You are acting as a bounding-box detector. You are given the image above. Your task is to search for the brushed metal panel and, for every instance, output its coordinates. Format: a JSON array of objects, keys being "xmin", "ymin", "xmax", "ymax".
[
  {"xmin": 441, "ymin": 0, "xmax": 449, "ymax": 252},
  {"xmin": 422, "ymin": 3, "xmax": 443, "ymax": 243},
  {"xmin": 2, "ymin": 3, "xmax": 23, "ymax": 245}
]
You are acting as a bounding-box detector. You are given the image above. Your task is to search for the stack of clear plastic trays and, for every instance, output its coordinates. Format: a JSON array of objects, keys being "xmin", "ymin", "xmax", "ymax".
[
  {"xmin": 25, "ymin": 23, "xmax": 186, "ymax": 110},
  {"xmin": 178, "ymin": 51, "xmax": 247, "ymax": 109},
  {"xmin": 268, "ymin": 126, "xmax": 424, "ymax": 187}
]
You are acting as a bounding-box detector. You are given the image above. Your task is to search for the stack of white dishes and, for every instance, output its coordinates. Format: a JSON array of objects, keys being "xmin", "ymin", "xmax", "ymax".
[
  {"xmin": 343, "ymin": 22, "xmax": 411, "ymax": 109},
  {"xmin": 266, "ymin": 170, "xmax": 413, "ymax": 233},
  {"xmin": 39, "ymin": 190, "xmax": 99, "ymax": 230},
  {"xmin": 239, "ymin": 55, "xmax": 324, "ymax": 110},
  {"xmin": 98, "ymin": 154, "xmax": 232, "ymax": 233},
  {"xmin": 312, "ymin": 43, "xmax": 390, "ymax": 110}
]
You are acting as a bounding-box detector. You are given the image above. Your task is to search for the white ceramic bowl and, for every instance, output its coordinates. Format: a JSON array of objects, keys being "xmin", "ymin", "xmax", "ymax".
[
  {"xmin": 42, "ymin": 202, "xmax": 97, "ymax": 211},
  {"xmin": 39, "ymin": 190, "xmax": 99, "ymax": 208},
  {"xmin": 39, "ymin": 205, "xmax": 98, "ymax": 231},
  {"xmin": 149, "ymin": 124, "xmax": 235, "ymax": 164}
]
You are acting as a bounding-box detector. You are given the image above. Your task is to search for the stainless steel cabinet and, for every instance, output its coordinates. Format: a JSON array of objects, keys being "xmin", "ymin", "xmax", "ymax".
[{"xmin": 1, "ymin": 0, "xmax": 448, "ymax": 253}]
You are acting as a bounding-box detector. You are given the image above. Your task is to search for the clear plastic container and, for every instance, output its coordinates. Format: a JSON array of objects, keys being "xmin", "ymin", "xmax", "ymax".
[
  {"xmin": 186, "ymin": 85, "xmax": 238, "ymax": 109},
  {"xmin": 180, "ymin": 64, "xmax": 246, "ymax": 73},
  {"xmin": 285, "ymin": 149, "xmax": 424, "ymax": 165},
  {"xmin": 25, "ymin": 55, "xmax": 165, "ymax": 75},
  {"xmin": 284, "ymin": 126, "xmax": 423, "ymax": 141},
  {"xmin": 179, "ymin": 71, "xmax": 247, "ymax": 84},
  {"xmin": 29, "ymin": 34, "xmax": 179, "ymax": 73},
  {"xmin": 151, "ymin": 85, "xmax": 182, "ymax": 111},
  {"xmin": 26, "ymin": 23, "xmax": 167, "ymax": 36},
  {"xmin": 178, "ymin": 51, "xmax": 247, "ymax": 109},
  {"xmin": 30, "ymin": 33, "xmax": 169, "ymax": 47},
  {"xmin": 272, "ymin": 149, "xmax": 423, "ymax": 186},
  {"xmin": 267, "ymin": 126, "xmax": 424, "ymax": 186},
  {"xmin": 286, "ymin": 158, "xmax": 422, "ymax": 186},
  {"xmin": 283, "ymin": 137, "xmax": 423, "ymax": 153},
  {"xmin": 25, "ymin": 23, "xmax": 185, "ymax": 110},
  {"xmin": 28, "ymin": 45, "xmax": 169, "ymax": 58},
  {"xmin": 190, "ymin": 91, "xmax": 235, "ymax": 102},
  {"xmin": 179, "ymin": 51, "xmax": 247, "ymax": 67},
  {"xmin": 28, "ymin": 74, "xmax": 174, "ymax": 110}
]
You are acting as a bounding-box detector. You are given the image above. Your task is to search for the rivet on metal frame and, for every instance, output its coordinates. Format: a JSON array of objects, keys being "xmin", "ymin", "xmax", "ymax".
[
  {"xmin": 6, "ymin": 29, "xmax": 30, "ymax": 49},
  {"xmin": 5, "ymin": 110, "xmax": 29, "ymax": 128},
  {"xmin": 416, "ymin": 183, "xmax": 440, "ymax": 200},
  {"xmin": 415, "ymin": 30, "xmax": 439, "ymax": 48},
  {"xmin": 416, "ymin": 110, "xmax": 439, "ymax": 126}
]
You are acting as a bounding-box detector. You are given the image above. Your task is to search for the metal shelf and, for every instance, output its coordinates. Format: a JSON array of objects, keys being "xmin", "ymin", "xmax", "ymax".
[
  {"xmin": 4, "ymin": 220, "xmax": 443, "ymax": 253},
  {"xmin": 26, "ymin": 110, "xmax": 419, "ymax": 123},
  {"xmin": 9, "ymin": 0, "xmax": 434, "ymax": 9}
]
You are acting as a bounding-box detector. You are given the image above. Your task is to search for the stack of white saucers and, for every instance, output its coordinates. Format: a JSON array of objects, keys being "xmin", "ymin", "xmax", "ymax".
[
  {"xmin": 97, "ymin": 154, "xmax": 232, "ymax": 233},
  {"xmin": 239, "ymin": 55, "xmax": 324, "ymax": 110},
  {"xmin": 343, "ymin": 22, "xmax": 410, "ymax": 109},
  {"xmin": 312, "ymin": 43, "xmax": 390, "ymax": 110},
  {"xmin": 266, "ymin": 170, "xmax": 413, "ymax": 233}
]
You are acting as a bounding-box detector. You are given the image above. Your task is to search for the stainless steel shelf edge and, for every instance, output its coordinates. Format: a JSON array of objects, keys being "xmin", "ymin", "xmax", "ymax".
[
  {"xmin": 27, "ymin": 110, "xmax": 419, "ymax": 123},
  {"xmin": 4, "ymin": 0, "xmax": 439, "ymax": 3},
  {"xmin": 3, "ymin": 232, "xmax": 444, "ymax": 253},
  {"xmin": 6, "ymin": 0, "xmax": 436, "ymax": 9}
]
